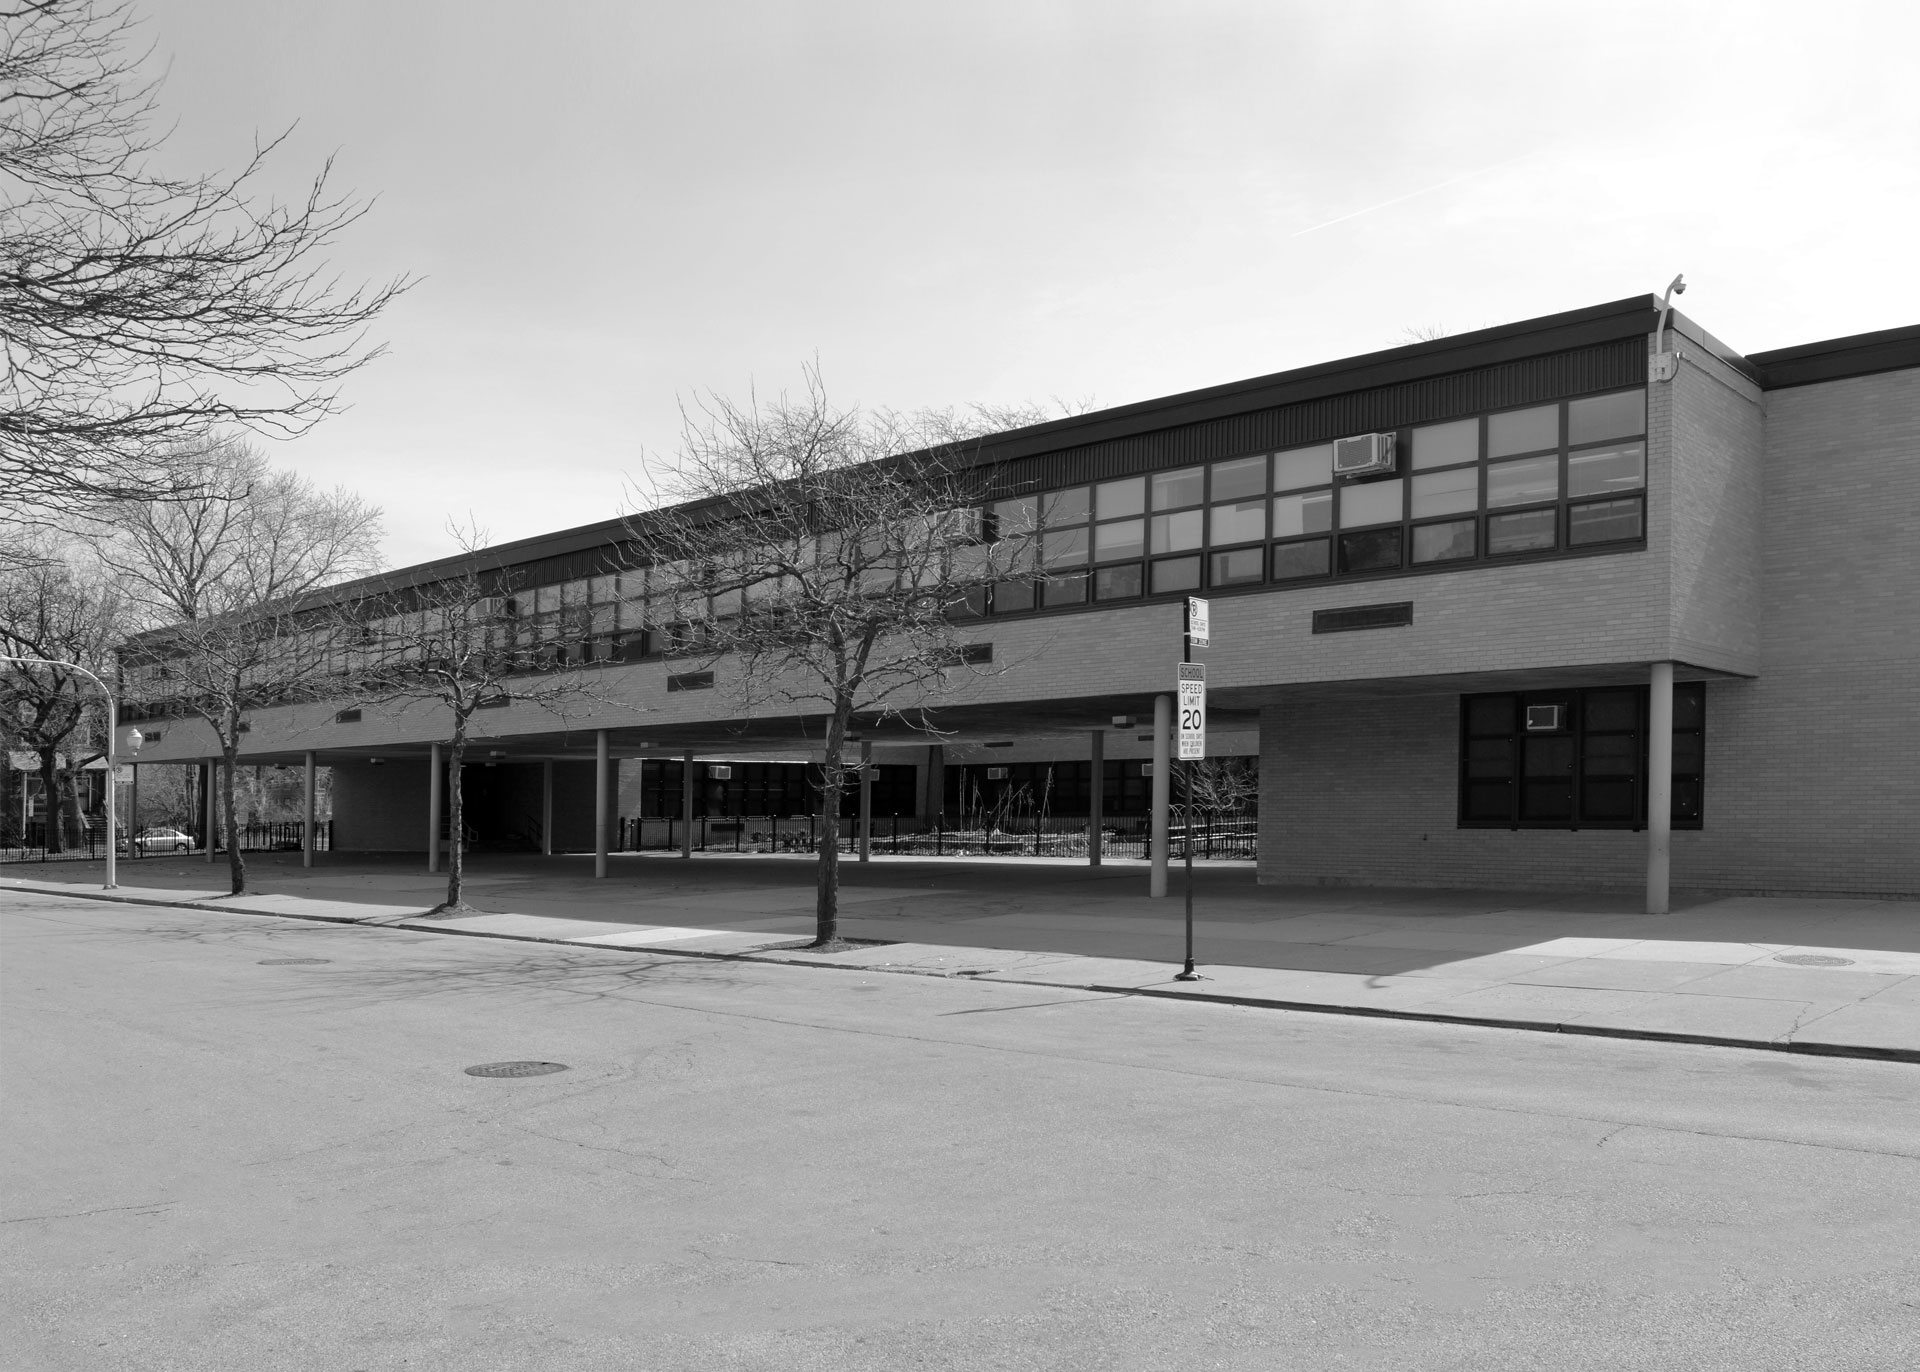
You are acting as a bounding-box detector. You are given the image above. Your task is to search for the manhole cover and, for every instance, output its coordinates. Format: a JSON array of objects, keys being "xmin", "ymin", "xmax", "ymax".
[
  {"xmin": 464, "ymin": 1061, "xmax": 569, "ymax": 1078},
  {"xmin": 1773, "ymin": 953, "xmax": 1855, "ymax": 967},
  {"xmin": 258, "ymin": 957, "xmax": 331, "ymax": 965}
]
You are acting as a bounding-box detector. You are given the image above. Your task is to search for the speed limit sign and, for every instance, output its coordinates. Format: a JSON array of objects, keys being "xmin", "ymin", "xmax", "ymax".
[{"xmin": 1177, "ymin": 663, "xmax": 1206, "ymax": 760}]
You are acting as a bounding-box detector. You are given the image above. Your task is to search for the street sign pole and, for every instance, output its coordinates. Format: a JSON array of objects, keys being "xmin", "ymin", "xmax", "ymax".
[{"xmin": 1175, "ymin": 597, "xmax": 1209, "ymax": 982}]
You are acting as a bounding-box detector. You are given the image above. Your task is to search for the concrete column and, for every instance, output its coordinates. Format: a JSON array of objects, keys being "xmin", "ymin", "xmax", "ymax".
[
  {"xmin": 594, "ymin": 730, "xmax": 609, "ymax": 879},
  {"xmin": 1150, "ymin": 694, "xmax": 1172, "ymax": 897},
  {"xmin": 1088, "ymin": 728, "xmax": 1105, "ymax": 867},
  {"xmin": 204, "ymin": 760, "xmax": 216, "ymax": 863},
  {"xmin": 428, "ymin": 744, "xmax": 443, "ymax": 874},
  {"xmin": 680, "ymin": 751, "xmax": 694, "ymax": 858},
  {"xmin": 302, "ymin": 752, "xmax": 316, "ymax": 869},
  {"xmin": 1647, "ymin": 661, "xmax": 1674, "ymax": 915},
  {"xmin": 541, "ymin": 760, "xmax": 554, "ymax": 856},
  {"xmin": 858, "ymin": 740, "xmax": 873, "ymax": 863}
]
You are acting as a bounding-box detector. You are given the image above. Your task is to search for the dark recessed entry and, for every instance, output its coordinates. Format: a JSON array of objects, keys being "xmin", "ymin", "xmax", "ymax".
[
  {"xmin": 475, "ymin": 695, "xmax": 510, "ymax": 710},
  {"xmin": 1312, "ymin": 601, "xmax": 1414, "ymax": 634},
  {"xmin": 335, "ymin": 708, "xmax": 362, "ymax": 723},
  {"xmin": 668, "ymin": 671, "xmax": 715, "ymax": 692}
]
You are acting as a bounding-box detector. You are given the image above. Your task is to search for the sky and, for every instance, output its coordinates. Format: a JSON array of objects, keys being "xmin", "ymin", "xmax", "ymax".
[{"xmin": 139, "ymin": 0, "xmax": 1920, "ymax": 570}]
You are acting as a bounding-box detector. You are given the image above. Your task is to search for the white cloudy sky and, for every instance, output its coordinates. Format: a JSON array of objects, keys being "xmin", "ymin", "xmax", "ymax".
[{"xmin": 142, "ymin": 0, "xmax": 1919, "ymax": 568}]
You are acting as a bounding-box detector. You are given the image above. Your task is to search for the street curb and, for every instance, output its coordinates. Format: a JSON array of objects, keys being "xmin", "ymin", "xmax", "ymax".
[{"xmin": 12, "ymin": 880, "xmax": 1918, "ymax": 1066}]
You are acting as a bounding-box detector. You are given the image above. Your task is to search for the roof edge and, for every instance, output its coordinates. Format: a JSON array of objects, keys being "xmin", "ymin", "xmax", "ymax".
[{"xmin": 1749, "ymin": 322, "xmax": 1920, "ymax": 390}]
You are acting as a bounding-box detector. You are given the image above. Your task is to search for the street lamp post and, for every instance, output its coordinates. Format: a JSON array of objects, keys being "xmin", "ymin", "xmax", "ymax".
[{"xmin": 0, "ymin": 655, "xmax": 141, "ymax": 889}]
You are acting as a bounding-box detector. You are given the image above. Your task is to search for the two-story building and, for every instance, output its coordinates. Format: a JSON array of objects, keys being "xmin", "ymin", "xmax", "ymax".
[{"xmin": 118, "ymin": 295, "xmax": 1920, "ymax": 903}]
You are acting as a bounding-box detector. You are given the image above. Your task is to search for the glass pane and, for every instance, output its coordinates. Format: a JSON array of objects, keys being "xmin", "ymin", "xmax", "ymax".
[
  {"xmin": 1339, "ymin": 478, "xmax": 1403, "ymax": 528},
  {"xmin": 1487, "ymin": 508, "xmax": 1557, "ymax": 554},
  {"xmin": 1568, "ymin": 497, "xmax": 1643, "ymax": 546},
  {"xmin": 1488, "ymin": 404, "xmax": 1559, "ymax": 457},
  {"xmin": 1672, "ymin": 684, "xmax": 1704, "ymax": 730},
  {"xmin": 1043, "ymin": 572, "xmax": 1088, "ymax": 606},
  {"xmin": 993, "ymin": 579, "xmax": 1034, "ymax": 613},
  {"xmin": 1209, "ymin": 499, "xmax": 1265, "ymax": 546},
  {"xmin": 1466, "ymin": 737, "xmax": 1512, "ymax": 778},
  {"xmin": 1041, "ymin": 527, "xmax": 1088, "ymax": 567},
  {"xmin": 1150, "ymin": 555, "xmax": 1201, "ymax": 593},
  {"xmin": 1569, "ymin": 390, "xmax": 1646, "ymax": 445},
  {"xmin": 1095, "ymin": 518, "xmax": 1144, "ymax": 561},
  {"xmin": 1210, "ymin": 455, "xmax": 1267, "ymax": 501},
  {"xmin": 1568, "ymin": 444, "xmax": 1646, "ymax": 498},
  {"xmin": 1094, "ymin": 563, "xmax": 1142, "ymax": 599},
  {"xmin": 1412, "ymin": 519, "xmax": 1476, "ymax": 563},
  {"xmin": 1411, "ymin": 418, "xmax": 1478, "ymax": 470},
  {"xmin": 1096, "ymin": 477, "xmax": 1145, "ymax": 519},
  {"xmin": 993, "ymin": 496, "xmax": 1039, "ymax": 538},
  {"xmin": 1272, "ymin": 491, "xmax": 1333, "ymax": 537},
  {"xmin": 1272, "ymin": 445, "xmax": 1332, "ymax": 491},
  {"xmin": 1411, "ymin": 466, "xmax": 1478, "ymax": 518},
  {"xmin": 1152, "ymin": 466, "xmax": 1204, "ymax": 509},
  {"xmin": 1043, "ymin": 486, "xmax": 1090, "ymax": 525},
  {"xmin": 1466, "ymin": 695, "xmax": 1515, "ymax": 736},
  {"xmin": 1672, "ymin": 778, "xmax": 1702, "ymax": 821},
  {"xmin": 1671, "ymin": 734, "xmax": 1703, "ymax": 774},
  {"xmin": 957, "ymin": 585, "xmax": 988, "ymax": 617},
  {"xmin": 1338, "ymin": 527, "xmax": 1403, "ymax": 572},
  {"xmin": 1582, "ymin": 734, "xmax": 1637, "ymax": 776},
  {"xmin": 1582, "ymin": 779, "xmax": 1636, "ymax": 820},
  {"xmin": 1585, "ymin": 690, "xmax": 1639, "ymax": 732},
  {"xmin": 1465, "ymin": 781, "xmax": 1513, "ymax": 821},
  {"xmin": 1150, "ymin": 509, "xmax": 1203, "ymax": 553},
  {"xmin": 1521, "ymin": 781, "xmax": 1572, "ymax": 821},
  {"xmin": 1486, "ymin": 455, "xmax": 1559, "ymax": 507},
  {"xmin": 1270, "ymin": 539, "xmax": 1328, "ymax": 580},
  {"xmin": 1210, "ymin": 547, "xmax": 1263, "ymax": 586}
]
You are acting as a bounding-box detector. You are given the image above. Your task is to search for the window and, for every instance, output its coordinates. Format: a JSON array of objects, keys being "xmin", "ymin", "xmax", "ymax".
[
  {"xmin": 978, "ymin": 386, "xmax": 1647, "ymax": 617},
  {"xmin": 1459, "ymin": 684, "xmax": 1704, "ymax": 829}
]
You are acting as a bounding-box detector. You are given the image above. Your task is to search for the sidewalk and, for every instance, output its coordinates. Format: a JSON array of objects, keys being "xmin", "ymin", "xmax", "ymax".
[{"xmin": 7, "ymin": 853, "xmax": 1917, "ymax": 1062}]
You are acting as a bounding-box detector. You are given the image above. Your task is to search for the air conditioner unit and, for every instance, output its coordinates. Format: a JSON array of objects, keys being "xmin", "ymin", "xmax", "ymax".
[
  {"xmin": 1525, "ymin": 704, "xmax": 1565, "ymax": 732},
  {"xmin": 708, "ymin": 765, "xmax": 733, "ymax": 780},
  {"xmin": 1332, "ymin": 432, "xmax": 1397, "ymax": 477},
  {"xmin": 986, "ymin": 766, "xmax": 1009, "ymax": 780}
]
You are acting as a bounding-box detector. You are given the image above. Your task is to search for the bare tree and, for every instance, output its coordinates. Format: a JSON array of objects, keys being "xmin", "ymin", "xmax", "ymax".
[
  {"xmin": 350, "ymin": 526, "xmax": 590, "ymax": 914},
  {"xmin": 1177, "ymin": 756, "xmax": 1258, "ymax": 813},
  {"xmin": 626, "ymin": 367, "xmax": 1035, "ymax": 947},
  {"xmin": 1, "ymin": 0, "xmax": 410, "ymax": 519},
  {"xmin": 109, "ymin": 439, "xmax": 382, "ymax": 893},
  {"xmin": 0, "ymin": 534, "xmax": 126, "ymax": 850}
]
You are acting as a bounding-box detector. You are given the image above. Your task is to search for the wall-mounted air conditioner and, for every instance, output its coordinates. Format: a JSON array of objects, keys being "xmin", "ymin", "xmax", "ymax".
[
  {"xmin": 1525, "ymin": 704, "xmax": 1565, "ymax": 732},
  {"xmin": 986, "ymin": 766, "xmax": 1009, "ymax": 780},
  {"xmin": 709, "ymin": 765, "xmax": 733, "ymax": 780},
  {"xmin": 1333, "ymin": 432, "xmax": 1396, "ymax": 477}
]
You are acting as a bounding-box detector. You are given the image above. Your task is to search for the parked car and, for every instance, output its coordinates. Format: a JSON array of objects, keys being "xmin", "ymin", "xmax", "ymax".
[{"xmin": 136, "ymin": 827, "xmax": 195, "ymax": 853}]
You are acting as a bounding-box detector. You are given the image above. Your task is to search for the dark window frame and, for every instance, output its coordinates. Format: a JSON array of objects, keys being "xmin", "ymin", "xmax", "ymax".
[{"xmin": 1458, "ymin": 683, "xmax": 1704, "ymax": 831}]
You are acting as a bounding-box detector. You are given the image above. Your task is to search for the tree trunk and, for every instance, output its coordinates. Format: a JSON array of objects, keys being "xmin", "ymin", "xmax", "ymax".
[
  {"xmin": 61, "ymin": 765, "xmax": 86, "ymax": 852},
  {"xmin": 813, "ymin": 703, "xmax": 852, "ymax": 946},
  {"xmin": 37, "ymin": 751, "xmax": 62, "ymax": 853},
  {"xmin": 444, "ymin": 728, "xmax": 467, "ymax": 911},
  {"xmin": 222, "ymin": 738, "xmax": 247, "ymax": 895}
]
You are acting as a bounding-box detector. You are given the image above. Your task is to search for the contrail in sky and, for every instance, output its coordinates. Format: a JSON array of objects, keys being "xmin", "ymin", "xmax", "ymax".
[{"xmin": 1291, "ymin": 152, "xmax": 1538, "ymax": 238}]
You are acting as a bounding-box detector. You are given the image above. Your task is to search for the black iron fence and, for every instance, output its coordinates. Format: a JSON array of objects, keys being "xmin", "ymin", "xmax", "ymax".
[
  {"xmin": 1, "ymin": 818, "xmax": 333, "ymax": 864},
  {"xmin": 614, "ymin": 810, "xmax": 1256, "ymax": 860}
]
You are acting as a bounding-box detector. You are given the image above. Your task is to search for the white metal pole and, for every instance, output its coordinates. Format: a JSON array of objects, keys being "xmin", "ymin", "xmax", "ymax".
[
  {"xmin": 595, "ymin": 730, "xmax": 609, "ymax": 879},
  {"xmin": 1647, "ymin": 662, "xmax": 1674, "ymax": 915},
  {"xmin": 103, "ymin": 694, "xmax": 117, "ymax": 889},
  {"xmin": 428, "ymin": 743, "xmax": 442, "ymax": 874},
  {"xmin": 302, "ymin": 752, "xmax": 316, "ymax": 869},
  {"xmin": 1150, "ymin": 693, "xmax": 1172, "ymax": 898},
  {"xmin": 1088, "ymin": 727, "xmax": 1104, "ymax": 868}
]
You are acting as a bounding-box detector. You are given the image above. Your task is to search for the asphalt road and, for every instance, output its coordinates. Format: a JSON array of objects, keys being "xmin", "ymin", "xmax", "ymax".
[{"xmin": 5, "ymin": 890, "xmax": 1917, "ymax": 1371}]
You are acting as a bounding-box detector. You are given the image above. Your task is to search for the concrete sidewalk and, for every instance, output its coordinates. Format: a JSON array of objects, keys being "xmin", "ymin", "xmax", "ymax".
[{"xmin": 7, "ymin": 854, "xmax": 1917, "ymax": 1062}]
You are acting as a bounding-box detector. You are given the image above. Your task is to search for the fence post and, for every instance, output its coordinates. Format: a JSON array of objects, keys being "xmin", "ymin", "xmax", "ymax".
[
  {"xmin": 935, "ymin": 820, "xmax": 942, "ymax": 857},
  {"xmin": 892, "ymin": 812, "xmax": 898, "ymax": 855}
]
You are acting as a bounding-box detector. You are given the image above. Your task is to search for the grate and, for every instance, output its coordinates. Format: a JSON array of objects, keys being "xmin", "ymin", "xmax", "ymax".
[
  {"xmin": 1772, "ymin": 953, "xmax": 1855, "ymax": 968},
  {"xmin": 258, "ymin": 957, "xmax": 330, "ymax": 965},
  {"xmin": 464, "ymin": 1061, "xmax": 569, "ymax": 1078}
]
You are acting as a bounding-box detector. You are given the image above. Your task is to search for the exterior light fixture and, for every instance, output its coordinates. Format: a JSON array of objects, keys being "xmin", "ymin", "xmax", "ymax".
[{"xmin": 1652, "ymin": 273, "xmax": 1687, "ymax": 382}]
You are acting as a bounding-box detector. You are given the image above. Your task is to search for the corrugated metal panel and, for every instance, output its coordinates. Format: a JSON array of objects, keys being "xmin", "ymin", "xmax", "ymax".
[{"xmin": 983, "ymin": 338, "xmax": 1645, "ymax": 497}]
